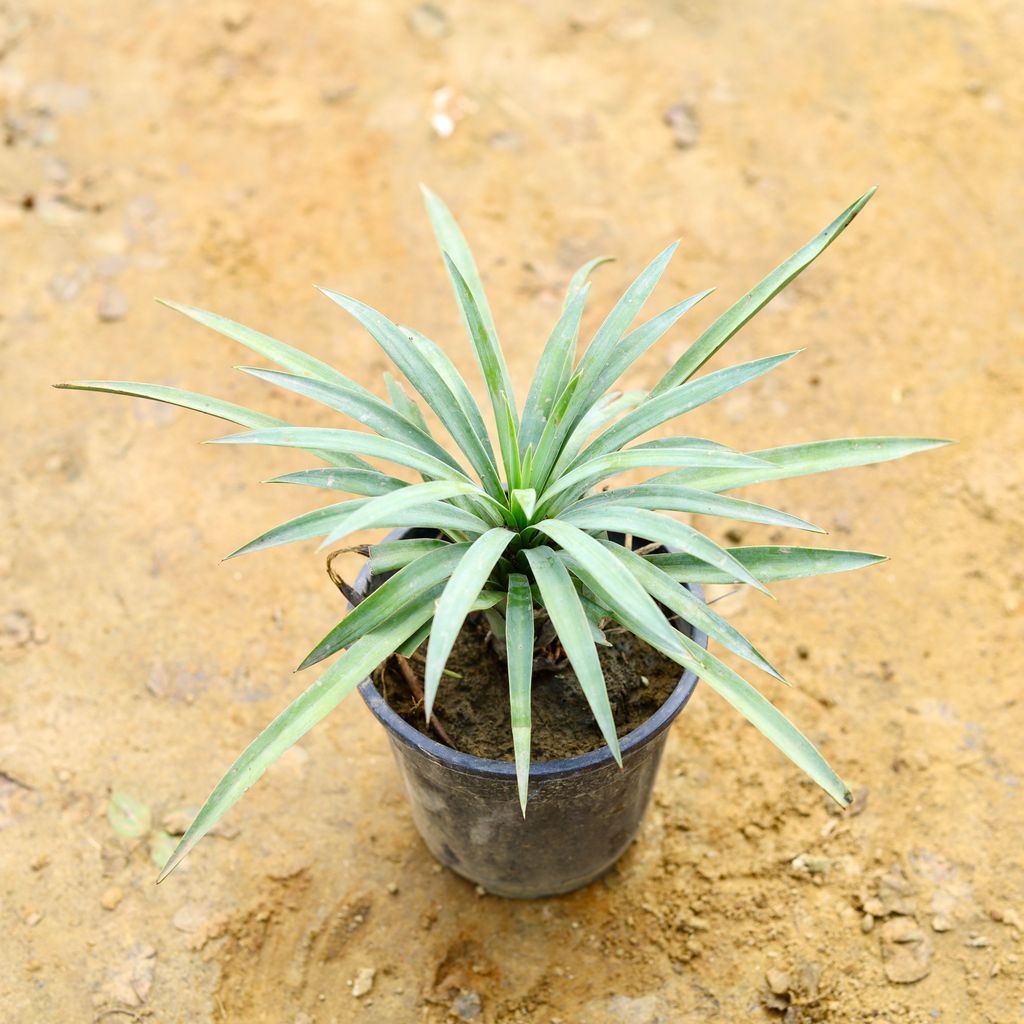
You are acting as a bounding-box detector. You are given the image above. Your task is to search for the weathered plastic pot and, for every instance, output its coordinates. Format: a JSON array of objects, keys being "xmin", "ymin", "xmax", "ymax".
[{"xmin": 355, "ymin": 531, "xmax": 708, "ymax": 899}]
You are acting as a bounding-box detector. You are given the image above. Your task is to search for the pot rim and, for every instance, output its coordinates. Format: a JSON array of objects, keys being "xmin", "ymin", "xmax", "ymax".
[{"xmin": 354, "ymin": 529, "xmax": 708, "ymax": 781}]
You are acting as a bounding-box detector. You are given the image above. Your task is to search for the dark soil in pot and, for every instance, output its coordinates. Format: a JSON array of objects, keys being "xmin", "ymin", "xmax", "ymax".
[{"xmin": 373, "ymin": 613, "xmax": 683, "ymax": 760}]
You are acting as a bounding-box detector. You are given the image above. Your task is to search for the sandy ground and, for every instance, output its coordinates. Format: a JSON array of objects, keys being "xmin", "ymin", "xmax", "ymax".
[{"xmin": 1, "ymin": 1, "xmax": 1022, "ymax": 1021}]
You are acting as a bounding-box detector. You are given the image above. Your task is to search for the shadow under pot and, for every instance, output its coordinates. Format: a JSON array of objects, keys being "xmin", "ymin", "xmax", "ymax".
[{"xmin": 355, "ymin": 528, "xmax": 708, "ymax": 899}]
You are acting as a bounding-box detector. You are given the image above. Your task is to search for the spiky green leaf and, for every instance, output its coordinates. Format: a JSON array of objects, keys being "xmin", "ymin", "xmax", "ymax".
[
  {"xmin": 561, "ymin": 506, "xmax": 771, "ymax": 595},
  {"xmin": 443, "ymin": 254, "xmax": 520, "ymax": 453},
  {"xmin": 599, "ymin": 541, "xmax": 784, "ymax": 681},
  {"xmin": 524, "ymin": 546, "xmax": 621, "ymax": 765},
  {"xmin": 569, "ymin": 242, "xmax": 679, "ymax": 414},
  {"xmin": 299, "ymin": 543, "xmax": 471, "ymax": 670},
  {"xmin": 532, "ymin": 519, "xmax": 684, "ymax": 656},
  {"xmin": 519, "ymin": 284, "xmax": 591, "ymax": 452},
  {"xmin": 266, "ymin": 468, "xmax": 407, "ymax": 496},
  {"xmin": 530, "ymin": 374, "xmax": 584, "ymax": 488},
  {"xmin": 420, "ymin": 186, "xmax": 504, "ymax": 369},
  {"xmin": 227, "ymin": 500, "xmax": 365, "ymax": 559},
  {"xmin": 54, "ymin": 380, "xmax": 369, "ymax": 471},
  {"xmin": 317, "ymin": 289, "xmax": 504, "ymax": 497},
  {"xmin": 539, "ymin": 447, "xmax": 771, "ymax": 514},
  {"xmin": 226, "ymin": 495, "xmax": 487, "ymax": 560},
  {"xmin": 578, "ymin": 351, "xmax": 800, "ymax": 464},
  {"xmin": 384, "ymin": 372, "xmax": 432, "ymax": 435},
  {"xmin": 648, "ymin": 546, "xmax": 887, "ymax": 583},
  {"xmin": 402, "ymin": 327, "xmax": 496, "ymax": 465},
  {"xmin": 581, "ymin": 289, "xmax": 713, "ymax": 411},
  {"xmin": 368, "ymin": 538, "xmax": 448, "ymax": 573},
  {"xmin": 157, "ymin": 299, "xmax": 369, "ymax": 394},
  {"xmin": 424, "ymin": 529, "xmax": 516, "ymax": 719},
  {"xmin": 317, "ymin": 480, "xmax": 490, "ymax": 549},
  {"xmin": 207, "ymin": 427, "xmax": 472, "ymax": 484},
  {"xmin": 564, "ymin": 255, "xmax": 613, "ymax": 310},
  {"xmin": 659, "ymin": 437, "xmax": 953, "ymax": 493},
  {"xmin": 610, "ymin": 612, "xmax": 851, "ymax": 806},
  {"xmin": 567, "ymin": 484, "xmax": 825, "ymax": 534},
  {"xmin": 56, "ymin": 380, "xmax": 283, "ymax": 429},
  {"xmin": 505, "ymin": 573, "xmax": 535, "ymax": 815},
  {"xmin": 549, "ymin": 390, "xmax": 646, "ymax": 478},
  {"xmin": 673, "ymin": 643, "xmax": 850, "ymax": 805},
  {"xmin": 240, "ymin": 367, "xmax": 463, "ymax": 472},
  {"xmin": 652, "ymin": 188, "xmax": 876, "ymax": 392}
]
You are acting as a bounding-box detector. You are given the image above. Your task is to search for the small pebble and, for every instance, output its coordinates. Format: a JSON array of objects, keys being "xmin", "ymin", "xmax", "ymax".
[
  {"xmin": 351, "ymin": 966, "xmax": 375, "ymax": 998},
  {"xmin": 488, "ymin": 131, "xmax": 521, "ymax": 150},
  {"xmin": 408, "ymin": 2, "xmax": 450, "ymax": 38},
  {"xmin": 49, "ymin": 269, "xmax": 89, "ymax": 302},
  {"xmin": 97, "ymin": 285, "xmax": 128, "ymax": 322},
  {"xmin": 765, "ymin": 968, "xmax": 791, "ymax": 995},
  {"xmin": 452, "ymin": 990, "xmax": 482, "ymax": 1020},
  {"xmin": 662, "ymin": 103, "xmax": 700, "ymax": 149},
  {"xmin": 861, "ymin": 913, "xmax": 875, "ymax": 933},
  {"xmin": 320, "ymin": 81, "xmax": 356, "ymax": 105},
  {"xmin": 42, "ymin": 156, "xmax": 71, "ymax": 184},
  {"xmin": 94, "ymin": 254, "xmax": 127, "ymax": 279},
  {"xmin": 1, "ymin": 610, "xmax": 33, "ymax": 648},
  {"xmin": 385, "ymin": 882, "xmax": 399, "ymax": 895},
  {"xmin": 100, "ymin": 886, "xmax": 124, "ymax": 911}
]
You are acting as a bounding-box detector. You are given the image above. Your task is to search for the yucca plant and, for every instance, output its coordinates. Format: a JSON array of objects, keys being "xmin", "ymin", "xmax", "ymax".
[{"xmin": 59, "ymin": 186, "xmax": 947, "ymax": 882}]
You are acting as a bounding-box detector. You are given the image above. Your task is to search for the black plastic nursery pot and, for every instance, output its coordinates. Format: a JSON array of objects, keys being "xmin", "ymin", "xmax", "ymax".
[{"xmin": 355, "ymin": 530, "xmax": 709, "ymax": 900}]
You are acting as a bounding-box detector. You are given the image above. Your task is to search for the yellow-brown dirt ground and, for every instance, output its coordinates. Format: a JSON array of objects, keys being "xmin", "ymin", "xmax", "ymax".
[{"xmin": 1, "ymin": 2, "xmax": 1022, "ymax": 1021}]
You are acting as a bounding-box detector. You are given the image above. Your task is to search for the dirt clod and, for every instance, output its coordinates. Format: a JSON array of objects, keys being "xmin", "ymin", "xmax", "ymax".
[
  {"xmin": 879, "ymin": 918, "xmax": 933, "ymax": 984},
  {"xmin": 99, "ymin": 886, "xmax": 123, "ymax": 911},
  {"xmin": 100, "ymin": 943, "xmax": 156, "ymax": 1007}
]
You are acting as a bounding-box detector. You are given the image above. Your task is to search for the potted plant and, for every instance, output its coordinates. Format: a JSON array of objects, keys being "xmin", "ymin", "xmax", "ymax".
[{"xmin": 58, "ymin": 186, "xmax": 948, "ymax": 898}]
